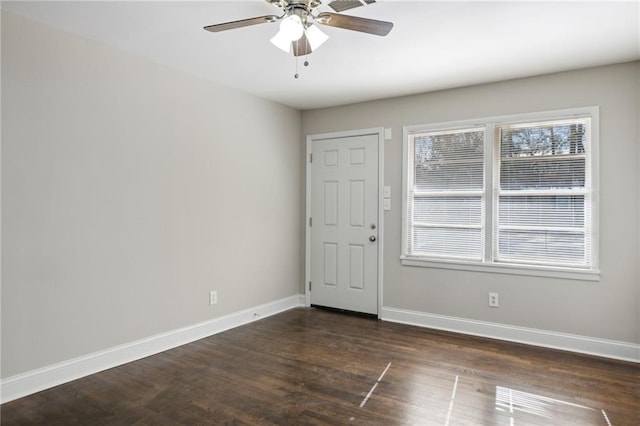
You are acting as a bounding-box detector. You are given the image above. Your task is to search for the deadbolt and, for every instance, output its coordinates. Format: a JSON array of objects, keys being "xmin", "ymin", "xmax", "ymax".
[{"xmin": 370, "ymin": 224, "xmax": 376, "ymax": 230}]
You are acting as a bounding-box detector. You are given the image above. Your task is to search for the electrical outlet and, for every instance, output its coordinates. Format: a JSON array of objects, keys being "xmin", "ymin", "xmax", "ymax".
[
  {"xmin": 209, "ymin": 291, "xmax": 217, "ymax": 306},
  {"xmin": 488, "ymin": 292, "xmax": 499, "ymax": 307}
]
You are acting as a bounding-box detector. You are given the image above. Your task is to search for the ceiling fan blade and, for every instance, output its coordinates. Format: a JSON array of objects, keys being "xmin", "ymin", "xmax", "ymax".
[
  {"xmin": 292, "ymin": 33, "xmax": 312, "ymax": 57},
  {"xmin": 328, "ymin": 0, "xmax": 376, "ymax": 13},
  {"xmin": 204, "ymin": 15, "xmax": 279, "ymax": 33},
  {"xmin": 316, "ymin": 12, "xmax": 393, "ymax": 36}
]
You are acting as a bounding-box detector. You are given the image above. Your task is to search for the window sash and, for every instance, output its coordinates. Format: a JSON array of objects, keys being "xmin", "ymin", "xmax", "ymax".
[
  {"xmin": 406, "ymin": 127, "xmax": 485, "ymax": 261},
  {"xmin": 494, "ymin": 118, "xmax": 592, "ymax": 269}
]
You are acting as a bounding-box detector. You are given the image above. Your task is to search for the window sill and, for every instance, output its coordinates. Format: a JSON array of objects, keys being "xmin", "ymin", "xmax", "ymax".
[{"xmin": 400, "ymin": 256, "xmax": 600, "ymax": 282}]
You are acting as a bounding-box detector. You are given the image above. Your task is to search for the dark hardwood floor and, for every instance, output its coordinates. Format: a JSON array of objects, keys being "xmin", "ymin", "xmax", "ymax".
[{"xmin": 2, "ymin": 307, "xmax": 639, "ymax": 425}]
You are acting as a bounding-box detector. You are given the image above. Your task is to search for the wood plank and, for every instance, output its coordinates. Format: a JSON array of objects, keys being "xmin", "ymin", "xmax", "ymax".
[{"xmin": 2, "ymin": 307, "xmax": 638, "ymax": 425}]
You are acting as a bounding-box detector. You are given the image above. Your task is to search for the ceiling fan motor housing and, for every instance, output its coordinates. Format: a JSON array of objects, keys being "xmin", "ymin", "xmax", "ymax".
[{"xmin": 266, "ymin": 0, "xmax": 321, "ymax": 11}]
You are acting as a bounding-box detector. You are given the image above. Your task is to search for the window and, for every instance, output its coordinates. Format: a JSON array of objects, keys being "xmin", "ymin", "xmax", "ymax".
[{"xmin": 402, "ymin": 108, "xmax": 599, "ymax": 280}]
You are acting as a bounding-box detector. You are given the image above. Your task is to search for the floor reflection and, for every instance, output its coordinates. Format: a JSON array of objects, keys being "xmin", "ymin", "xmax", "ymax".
[
  {"xmin": 377, "ymin": 365, "xmax": 614, "ymax": 425},
  {"xmin": 494, "ymin": 385, "xmax": 609, "ymax": 425}
]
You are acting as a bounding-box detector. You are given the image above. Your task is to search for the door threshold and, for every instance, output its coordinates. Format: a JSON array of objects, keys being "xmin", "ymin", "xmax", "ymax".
[{"xmin": 310, "ymin": 304, "xmax": 378, "ymax": 320}]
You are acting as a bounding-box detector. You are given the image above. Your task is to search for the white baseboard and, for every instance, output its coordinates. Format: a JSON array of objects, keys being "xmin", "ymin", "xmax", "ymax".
[
  {"xmin": 1, "ymin": 294, "xmax": 305, "ymax": 404},
  {"xmin": 381, "ymin": 306, "xmax": 640, "ymax": 363}
]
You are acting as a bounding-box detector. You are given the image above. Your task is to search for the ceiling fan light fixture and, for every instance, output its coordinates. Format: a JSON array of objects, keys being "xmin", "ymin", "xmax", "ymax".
[
  {"xmin": 305, "ymin": 24, "xmax": 329, "ymax": 51},
  {"xmin": 280, "ymin": 14, "xmax": 304, "ymax": 41},
  {"xmin": 270, "ymin": 13, "xmax": 305, "ymax": 53},
  {"xmin": 270, "ymin": 30, "xmax": 292, "ymax": 52}
]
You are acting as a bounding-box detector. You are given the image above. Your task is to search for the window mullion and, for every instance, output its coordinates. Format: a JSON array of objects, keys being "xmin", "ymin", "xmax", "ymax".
[{"xmin": 485, "ymin": 123, "xmax": 495, "ymax": 264}]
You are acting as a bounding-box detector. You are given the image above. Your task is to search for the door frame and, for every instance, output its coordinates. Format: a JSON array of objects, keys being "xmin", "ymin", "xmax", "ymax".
[{"xmin": 305, "ymin": 127, "xmax": 385, "ymax": 318}]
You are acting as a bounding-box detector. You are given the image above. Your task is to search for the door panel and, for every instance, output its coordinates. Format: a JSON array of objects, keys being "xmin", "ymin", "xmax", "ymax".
[
  {"xmin": 323, "ymin": 243, "xmax": 338, "ymax": 286},
  {"xmin": 310, "ymin": 133, "xmax": 379, "ymax": 315},
  {"xmin": 349, "ymin": 180, "xmax": 365, "ymax": 227},
  {"xmin": 348, "ymin": 244, "xmax": 364, "ymax": 289}
]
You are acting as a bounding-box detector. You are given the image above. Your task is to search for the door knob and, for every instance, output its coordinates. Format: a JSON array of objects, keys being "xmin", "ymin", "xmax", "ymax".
[{"xmin": 369, "ymin": 235, "xmax": 377, "ymax": 242}]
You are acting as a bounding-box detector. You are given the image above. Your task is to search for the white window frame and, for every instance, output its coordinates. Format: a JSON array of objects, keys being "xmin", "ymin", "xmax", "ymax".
[{"xmin": 402, "ymin": 107, "xmax": 600, "ymax": 281}]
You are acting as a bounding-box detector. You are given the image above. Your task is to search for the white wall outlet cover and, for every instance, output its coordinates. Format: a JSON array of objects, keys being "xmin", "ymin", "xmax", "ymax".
[{"xmin": 488, "ymin": 292, "xmax": 499, "ymax": 307}]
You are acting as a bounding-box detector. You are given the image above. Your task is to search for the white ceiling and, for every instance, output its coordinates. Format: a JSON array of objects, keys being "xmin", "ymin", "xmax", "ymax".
[{"xmin": 3, "ymin": 1, "xmax": 639, "ymax": 110}]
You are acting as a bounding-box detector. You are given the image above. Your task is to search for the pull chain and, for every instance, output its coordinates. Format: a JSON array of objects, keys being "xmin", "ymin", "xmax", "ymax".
[{"xmin": 292, "ymin": 41, "xmax": 310, "ymax": 79}]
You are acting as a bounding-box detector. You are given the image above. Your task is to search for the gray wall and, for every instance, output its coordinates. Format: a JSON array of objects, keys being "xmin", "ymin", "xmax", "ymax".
[
  {"xmin": 302, "ymin": 62, "xmax": 640, "ymax": 344},
  {"xmin": 1, "ymin": 11, "xmax": 302, "ymax": 378}
]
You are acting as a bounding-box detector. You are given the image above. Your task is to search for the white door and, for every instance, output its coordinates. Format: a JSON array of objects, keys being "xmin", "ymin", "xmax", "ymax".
[{"xmin": 309, "ymin": 132, "xmax": 380, "ymax": 315}]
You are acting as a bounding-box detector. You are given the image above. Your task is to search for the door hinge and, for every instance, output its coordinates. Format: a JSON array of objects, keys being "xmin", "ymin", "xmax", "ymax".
[
  {"xmin": 309, "ymin": 217, "xmax": 312, "ymax": 227},
  {"xmin": 310, "ymin": 153, "xmax": 313, "ymax": 163},
  {"xmin": 309, "ymin": 281, "xmax": 312, "ymax": 291}
]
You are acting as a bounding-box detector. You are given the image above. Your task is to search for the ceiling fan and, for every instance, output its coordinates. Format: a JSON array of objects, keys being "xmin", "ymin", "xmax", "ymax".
[{"xmin": 203, "ymin": 0, "xmax": 393, "ymax": 57}]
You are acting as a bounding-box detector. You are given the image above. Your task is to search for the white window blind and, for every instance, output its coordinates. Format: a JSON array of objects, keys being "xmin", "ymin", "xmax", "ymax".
[
  {"xmin": 494, "ymin": 118, "xmax": 592, "ymax": 268},
  {"xmin": 406, "ymin": 127, "xmax": 485, "ymax": 261}
]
